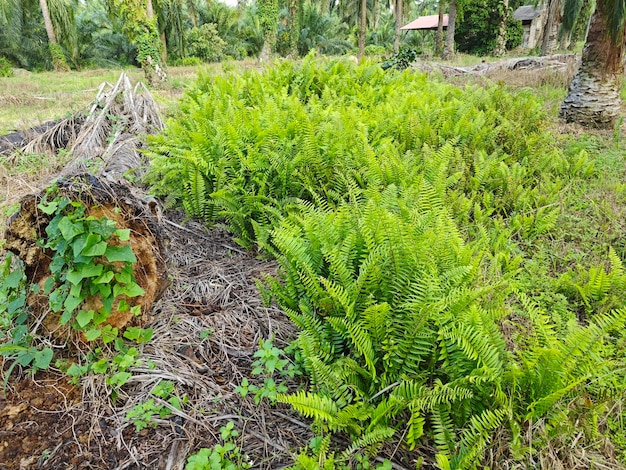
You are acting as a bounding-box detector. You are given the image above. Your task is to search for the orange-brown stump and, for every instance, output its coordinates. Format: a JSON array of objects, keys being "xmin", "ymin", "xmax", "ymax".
[{"xmin": 4, "ymin": 174, "xmax": 168, "ymax": 343}]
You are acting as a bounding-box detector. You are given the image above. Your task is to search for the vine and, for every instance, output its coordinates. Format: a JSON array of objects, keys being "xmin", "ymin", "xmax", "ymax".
[
  {"xmin": 49, "ymin": 43, "xmax": 70, "ymax": 72},
  {"xmin": 258, "ymin": 0, "xmax": 279, "ymax": 60},
  {"xmin": 36, "ymin": 193, "xmax": 145, "ymax": 342},
  {"xmin": 107, "ymin": 0, "xmax": 165, "ymax": 83}
]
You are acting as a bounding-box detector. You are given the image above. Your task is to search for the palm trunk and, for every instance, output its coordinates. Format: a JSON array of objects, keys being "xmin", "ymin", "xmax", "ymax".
[
  {"xmin": 39, "ymin": 0, "xmax": 56, "ymax": 44},
  {"xmin": 39, "ymin": 0, "xmax": 68, "ymax": 71},
  {"xmin": 374, "ymin": 0, "xmax": 380, "ymax": 29},
  {"xmin": 493, "ymin": 0, "xmax": 508, "ymax": 56},
  {"xmin": 146, "ymin": 0, "xmax": 154, "ymax": 19},
  {"xmin": 540, "ymin": 0, "xmax": 561, "ymax": 56},
  {"xmin": 559, "ymin": 0, "xmax": 626, "ymax": 128},
  {"xmin": 160, "ymin": 32, "xmax": 168, "ymax": 65},
  {"xmin": 443, "ymin": 0, "xmax": 456, "ymax": 59},
  {"xmin": 358, "ymin": 0, "xmax": 367, "ymax": 59},
  {"xmin": 259, "ymin": 0, "xmax": 278, "ymax": 62},
  {"xmin": 435, "ymin": 0, "xmax": 445, "ymax": 56},
  {"xmin": 187, "ymin": 0, "xmax": 198, "ymax": 28},
  {"xmin": 394, "ymin": 0, "xmax": 403, "ymax": 52},
  {"xmin": 288, "ymin": 0, "xmax": 299, "ymax": 58}
]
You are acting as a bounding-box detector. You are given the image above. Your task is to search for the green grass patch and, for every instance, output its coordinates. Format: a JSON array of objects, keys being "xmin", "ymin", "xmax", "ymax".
[{"xmin": 0, "ymin": 65, "xmax": 223, "ymax": 134}]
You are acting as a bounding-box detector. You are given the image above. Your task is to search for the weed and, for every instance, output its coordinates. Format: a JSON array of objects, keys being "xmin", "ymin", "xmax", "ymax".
[
  {"xmin": 0, "ymin": 253, "xmax": 53, "ymax": 389},
  {"xmin": 125, "ymin": 380, "xmax": 182, "ymax": 431},
  {"xmin": 186, "ymin": 422, "xmax": 252, "ymax": 470},
  {"xmin": 236, "ymin": 339, "xmax": 296, "ymax": 404},
  {"xmin": 37, "ymin": 192, "xmax": 145, "ymax": 341}
]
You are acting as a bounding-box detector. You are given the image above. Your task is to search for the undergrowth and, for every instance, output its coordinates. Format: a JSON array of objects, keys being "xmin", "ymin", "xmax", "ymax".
[{"xmin": 148, "ymin": 56, "xmax": 624, "ymax": 467}]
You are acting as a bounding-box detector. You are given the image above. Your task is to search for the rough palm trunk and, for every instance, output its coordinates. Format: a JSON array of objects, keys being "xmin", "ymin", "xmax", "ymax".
[
  {"xmin": 187, "ymin": 0, "xmax": 198, "ymax": 27},
  {"xmin": 540, "ymin": 0, "xmax": 562, "ymax": 55},
  {"xmin": 146, "ymin": 0, "xmax": 154, "ymax": 19},
  {"xmin": 435, "ymin": 0, "xmax": 445, "ymax": 56},
  {"xmin": 359, "ymin": 0, "xmax": 367, "ymax": 59},
  {"xmin": 374, "ymin": 0, "xmax": 380, "ymax": 29},
  {"xmin": 39, "ymin": 0, "xmax": 68, "ymax": 71},
  {"xmin": 394, "ymin": 0, "xmax": 403, "ymax": 52},
  {"xmin": 493, "ymin": 0, "xmax": 509, "ymax": 56},
  {"xmin": 288, "ymin": 0, "xmax": 299, "ymax": 58},
  {"xmin": 443, "ymin": 0, "xmax": 456, "ymax": 59},
  {"xmin": 259, "ymin": 0, "xmax": 278, "ymax": 62},
  {"xmin": 560, "ymin": 0, "xmax": 626, "ymax": 128}
]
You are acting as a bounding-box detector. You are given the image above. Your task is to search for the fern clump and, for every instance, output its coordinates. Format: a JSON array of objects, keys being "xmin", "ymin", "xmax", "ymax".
[
  {"xmin": 147, "ymin": 55, "xmax": 574, "ymax": 250},
  {"xmin": 147, "ymin": 56, "xmax": 626, "ymax": 467}
]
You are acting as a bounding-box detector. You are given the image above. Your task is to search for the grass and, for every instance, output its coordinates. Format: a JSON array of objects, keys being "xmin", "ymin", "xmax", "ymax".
[{"xmin": 0, "ymin": 65, "xmax": 219, "ymax": 134}]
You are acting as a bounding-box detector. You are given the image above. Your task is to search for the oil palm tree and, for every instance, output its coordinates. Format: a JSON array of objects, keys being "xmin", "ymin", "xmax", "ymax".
[
  {"xmin": 559, "ymin": 0, "xmax": 626, "ymax": 128},
  {"xmin": 258, "ymin": 0, "xmax": 278, "ymax": 61},
  {"xmin": 39, "ymin": 0, "xmax": 65, "ymax": 69},
  {"xmin": 443, "ymin": 0, "xmax": 456, "ymax": 58},
  {"xmin": 0, "ymin": 0, "xmax": 74, "ymax": 69}
]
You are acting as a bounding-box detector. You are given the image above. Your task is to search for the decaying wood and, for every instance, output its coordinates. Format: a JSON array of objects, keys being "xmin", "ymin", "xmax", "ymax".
[
  {"xmin": 414, "ymin": 54, "xmax": 579, "ymax": 77},
  {"xmin": 4, "ymin": 73, "xmax": 168, "ymax": 338}
]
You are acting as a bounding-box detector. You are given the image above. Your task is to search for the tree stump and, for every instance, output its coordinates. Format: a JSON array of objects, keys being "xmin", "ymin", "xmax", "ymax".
[{"xmin": 3, "ymin": 73, "xmax": 168, "ymax": 342}]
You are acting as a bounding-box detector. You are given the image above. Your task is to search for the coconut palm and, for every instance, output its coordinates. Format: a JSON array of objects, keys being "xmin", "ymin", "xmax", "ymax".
[{"xmin": 559, "ymin": 0, "xmax": 626, "ymax": 128}]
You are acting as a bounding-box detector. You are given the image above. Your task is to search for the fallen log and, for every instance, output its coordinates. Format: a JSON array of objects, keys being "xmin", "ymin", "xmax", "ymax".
[
  {"xmin": 413, "ymin": 54, "xmax": 579, "ymax": 78},
  {"xmin": 4, "ymin": 73, "xmax": 168, "ymax": 342}
]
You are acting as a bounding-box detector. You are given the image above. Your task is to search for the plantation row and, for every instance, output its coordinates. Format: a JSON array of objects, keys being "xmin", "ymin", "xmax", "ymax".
[{"xmin": 147, "ymin": 58, "xmax": 626, "ymax": 468}]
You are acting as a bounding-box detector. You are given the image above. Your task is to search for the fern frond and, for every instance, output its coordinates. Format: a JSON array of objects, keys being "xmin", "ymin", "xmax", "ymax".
[
  {"xmin": 453, "ymin": 407, "xmax": 506, "ymax": 468},
  {"xmin": 340, "ymin": 426, "xmax": 395, "ymax": 459},
  {"xmin": 406, "ymin": 404, "xmax": 426, "ymax": 450},
  {"xmin": 278, "ymin": 391, "xmax": 339, "ymax": 424},
  {"xmin": 525, "ymin": 376, "xmax": 586, "ymax": 421},
  {"xmin": 431, "ymin": 404, "xmax": 456, "ymax": 457}
]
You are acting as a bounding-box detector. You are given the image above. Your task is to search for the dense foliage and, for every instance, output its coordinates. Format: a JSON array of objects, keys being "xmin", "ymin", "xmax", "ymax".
[
  {"xmin": 147, "ymin": 57, "xmax": 626, "ymax": 467},
  {"xmin": 0, "ymin": 0, "xmax": 528, "ymax": 71},
  {"xmin": 456, "ymin": 0, "xmax": 524, "ymax": 55}
]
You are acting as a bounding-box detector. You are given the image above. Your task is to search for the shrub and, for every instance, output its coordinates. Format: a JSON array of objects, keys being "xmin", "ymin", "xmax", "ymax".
[
  {"xmin": 456, "ymin": 1, "xmax": 523, "ymax": 55},
  {"xmin": 364, "ymin": 44, "xmax": 389, "ymax": 56},
  {"xmin": 0, "ymin": 57, "xmax": 13, "ymax": 77},
  {"xmin": 186, "ymin": 24, "xmax": 226, "ymax": 63},
  {"xmin": 169, "ymin": 56, "xmax": 203, "ymax": 67},
  {"xmin": 506, "ymin": 17, "xmax": 524, "ymax": 50}
]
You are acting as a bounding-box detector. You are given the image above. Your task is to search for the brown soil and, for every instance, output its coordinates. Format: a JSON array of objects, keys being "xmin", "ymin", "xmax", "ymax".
[{"xmin": 0, "ymin": 371, "xmax": 137, "ymax": 469}]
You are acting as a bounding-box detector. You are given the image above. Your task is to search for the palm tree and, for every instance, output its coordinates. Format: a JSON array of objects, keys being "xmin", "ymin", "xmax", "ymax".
[
  {"xmin": 393, "ymin": 0, "xmax": 402, "ymax": 52},
  {"xmin": 287, "ymin": 0, "xmax": 299, "ymax": 58},
  {"xmin": 559, "ymin": 0, "xmax": 626, "ymax": 128},
  {"xmin": 39, "ymin": 0, "xmax": 58, "ymax": 53},
  {"xmin": 443, "ymin": 0, "xmax": 456, "ymax": 59},
  {"xmin": 258, "ymin": 0, "xmax": 278, "ymax": 61},
  {"xmin": 493, "ymin": 0, "xmax": 508, "ymax": 56},
  {"xmin": 540, "ymin": 0, "xmax": 562, "ymax": 56},
  {"xmin": 105, "ymin": 0, "xmax": 165, "ymax": 82},
  {"xmin": 359, "ymin": 0, "xmax": 366, "ymax": 58},
  {"xmin": 435, "ymin": 0, "xmax": 445, "ymax": 55}
]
